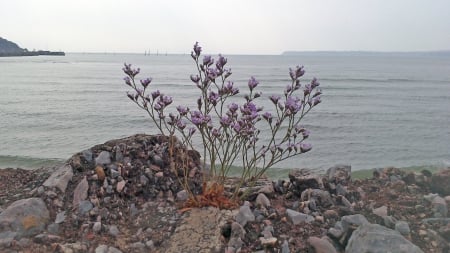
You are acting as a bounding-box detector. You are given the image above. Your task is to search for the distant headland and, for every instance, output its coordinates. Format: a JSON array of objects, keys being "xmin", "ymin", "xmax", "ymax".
[{"xmin": 0, "ymin": 37, "xmax": 64, "ymax": 57}]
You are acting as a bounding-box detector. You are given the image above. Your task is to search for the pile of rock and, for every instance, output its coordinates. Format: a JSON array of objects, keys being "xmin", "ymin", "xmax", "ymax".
[{"xmin": 0, "ymin": 134, "xmax": 449, "ymax": 252}]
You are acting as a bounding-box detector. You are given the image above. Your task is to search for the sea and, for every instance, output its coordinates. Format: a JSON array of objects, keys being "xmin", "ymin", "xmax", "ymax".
[{"xmin": 1, "ymin": 52, "xmax": 449, "ymax": 176}]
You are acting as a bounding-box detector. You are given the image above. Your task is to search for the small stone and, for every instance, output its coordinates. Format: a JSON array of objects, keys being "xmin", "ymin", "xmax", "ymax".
[
  {"xmin": 419, "ymin": 230, "xmax": 427, "ymax": 236},
  {"xmin": 176, "ymin": 190, "xmax": 189, "ymax": 201},
  {"xmin": 43, "ymin": 164, "xmax": 73, "ymax": 193},
  {"xmin": 116, "ymin": 180, "xmax": 126, "ymax": 193},
  {"xmin": 383, "ymin": 216, "xmax": 397, "ymax": 228},
  {"xmin": 281, "ymin": 240, "xmax": 290, "ymax": 253},
  {"xmin": 140, "ymin": 175, "xmax": 149, "ymax": 185},
  {"xmin": 145, "ymin": 240, "xmax": 155, "ymax": 249},
  {"xmin": 395, "ymin": 221, "xmax": 410, "ymax": 236},
  {"xmin": 93, "ymin": 221, "xmax": 102, "ymax": 233},
  {"xmin": 78, "ymin": 200, "xmax": 94, "ymax": 215},
  {"xmin": 130, "ymin": 242, "xmax": 145, "ymax": 250},
  {"xmin": 431, "ymin": 196, "xmax": 448, "ymax": 218},
  {"xmin": 286, "ymin": 209, "xmax": 314, "ymax": 225},
  {"xmin": 155, "ymin": 172, "xmax": 164, "ymax": 178},
  {"xmin": 110, "ymin": 169, "xmax": 120, "ymax": 179},
  {"xmin": 95, "ymin": 245, "xmax": 108, "ymax": 253},
  {"xmin": 95, "ymin": 151, "xmax": 111, "ymax": 165},
  {"xmin": 235, "ymin": 205, "xmax": 255, "ymax": 227},
  {"xmin": 260, "ymin": 237, "xmax": 277, "ymax": 246},
  {"xmin": 308, "ymin": 236, "xmax": 337, "ymax": 253},
  {"xmin": 315, "ymin": 216, "xmax": 324, "ymax": 223},
  {"xmin": 109, "ymin": 225, "xmax": 120, "ymax": 237},
  {"xmin": 372, "ymin": 205, "xmax": 388, "ymax": 217},
  {"xmin": 55, "ymin": 211, "xmax": 66, "ymax": 224},
  {"xmin": 73, "ymin": 176, "xmax": 89, "ymax": 206},
  {"xmin": 47, "ymin": 223, "xmax": 59, "ymax": 235},
  {"xmin": 95, "ymin": 166, "xmax": 106, "ymax": 181},
  {"xmin": 255, "ymin": 193, "xmax": 271, "ymax": 208}
]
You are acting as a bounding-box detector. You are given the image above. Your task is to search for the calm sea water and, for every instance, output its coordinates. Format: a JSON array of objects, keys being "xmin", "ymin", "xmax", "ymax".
[{"xmin": 1, "ymin": 52, "xmax": 449, "ymax": 174}]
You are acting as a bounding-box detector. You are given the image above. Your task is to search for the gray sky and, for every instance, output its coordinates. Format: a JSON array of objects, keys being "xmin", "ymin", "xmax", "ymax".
[{"xmin": 1, "ymin": 0, "xmax": 449, "ymax": 54}]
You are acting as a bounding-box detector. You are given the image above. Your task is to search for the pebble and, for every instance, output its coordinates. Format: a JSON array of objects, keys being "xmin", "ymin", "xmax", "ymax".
[
  {"xmin": 78, "ymin": 200, "xmax": 94, "ymax": 215},
  {"xmin": 286, "ymin": 209, "xmax": 314, "ymax": 225},
  {"xmin": 109, "ymin": 225, "xmax": 120, "ymax": 237},
  {"xmin": 95, "ymin": 151, "xmax": 111, "ymax": 165},
  {"xmin": 116, "ymin": 180, "xmax": 126, "ymax": 193},
  {"xmin": 235, "ymin": 205, "xmax": 255, "ymax": 227},
  {"xmin": 255, "ymin": 193, "xmax": 271, "ymax": 208},
  {"xmin": 95, "ymin": 166, "xmax": 106, "ymax": 181},
  {"xmin": 307, "ymin": 236, "xmax": 337, "ymax": 253},
  {"xmin": 395, "ymin": 221, "xmax": 411, "ymax": 235},
  {"xmin": 93, "ymin": 221, "xmax": 102, "ymax": 233},
  {"xmin": 372, "ymin": 205, "xmax": 388, "ymax": 217},
  {"xmin": 55, "ymin": 211, "xmax": 66, "ymax": 224}
]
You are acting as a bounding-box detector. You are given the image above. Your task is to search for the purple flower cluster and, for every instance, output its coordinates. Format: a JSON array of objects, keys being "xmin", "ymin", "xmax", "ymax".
[{"xmin": 122, "ymin": 42, "xmax": 323, "ymax": 191}]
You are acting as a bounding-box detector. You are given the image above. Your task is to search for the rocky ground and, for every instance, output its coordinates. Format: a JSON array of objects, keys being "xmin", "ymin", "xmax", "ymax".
[{"xmin": 0, "ymin": 134, "xmax": 449, "ymax": 253}]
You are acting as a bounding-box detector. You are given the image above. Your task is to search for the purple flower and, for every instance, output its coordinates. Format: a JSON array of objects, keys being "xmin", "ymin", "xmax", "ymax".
[
  {"xmin": 212, "ymin": 128, "xmax": 220, "ymax": 138},
  {"xmin": 176, "ymin": 119, "xmax": 186, "ymax": 130},
  {"xmin": 312, "ymin": 96, "xmax": 321, "ymax": 106},
  {"xmin": 220, "ymin": 116, "xmax": 232, "ymax": 127},
  {"xmin": 228, "ymin": 103, "xmax": 239, "ymax": 113},
  {"xmin": 161, "ymin": 95, "xmax": 173, "ymax": 106},
  {"xmin": 191, "ymin": 42, "xmax": 202, "ymax": 59},
  {"xmin": 262, "ymin": 112, "xmax": 273, "ymax": 122},
  {"xmin": 289, "ymin": 65, "xmax": 305, "ymax": 80},
  {"xmin": 216, "ymin": 54, "xmax": 227, "ymax": 70},
  {"xmin": 248, "ymin": 76, "xmax": 259, "ymax": 91},
  {"xmin": 285, "ymin": 96, "xmax": 301, "ymax": 114},
  {"xmin": 206, "ymin": 68, "xmax": 218, "ymax": 80},
  {"xmin": 224, "ymin": 68, "xmax": 232, "ymax": 79},
  {"xmin": 300, "ymin": 143, "xmax": 312, "ymax": 153},
  {"xmin": 123, "ymin": 63, "xmax": 140, "ymax": 77},
  {"xmin": 151, "ymin": 90, "xmax": 160, "ymax": 100},
  {"xmin": 302, "ymin": 129, "xmax": 310, "ymax": 139},
  {"xmin": 269, "ymin": 95, "xmax": 280, "ymax": 104},
  {"xmin": 190, "ymin": 74, "xmax": 200, "ymax": 84},
  {"xmin": 304, "ymin": 84, "xmax": 312, "ymax": 96},
  {"xmin": 310, "ymin": 78, "xmax": 320, "ymax": 89},
  {"xmin": 123, "ymin": 77, "xmax": 131, "ymax": 86},
  {"xmin": 203, "ymin": 55, "xmax": 213, "ymax": 66},
  {"xmin": 221, "ymin": 81, "xmax": 239, "ymax": 96},
  {"xmin": 208, "ymin": 91, "xmax": 220, "ymax": 106},
  {"xmin": 176, "ymin": 105, "xmax": 188, "ymax": 116},
  {"xmin": 140, "ymin": 78, "xmax": 152, "ymax": 88}
]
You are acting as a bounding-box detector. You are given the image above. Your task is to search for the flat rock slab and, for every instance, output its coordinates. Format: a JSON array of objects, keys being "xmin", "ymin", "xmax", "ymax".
[
  {"xmin": 0, "ymin": 198, "xmax": 49, "ymax": 238},
  {"xmin": 164, "ymin": 207, "xmax": 234, "ymax": 253},
  {"xmin": 43, "ymin": 164, "xmax": 73, "ymax": 193},
  {"xmin": 346, "ymin": 224, "xmax": 424, "ymax": 253}
]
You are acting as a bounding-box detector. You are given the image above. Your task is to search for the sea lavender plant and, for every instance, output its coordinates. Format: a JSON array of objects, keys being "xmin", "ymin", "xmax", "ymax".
[{"xmin": 123, "ymin": 42, "xmax": 322, "ymax": 205}]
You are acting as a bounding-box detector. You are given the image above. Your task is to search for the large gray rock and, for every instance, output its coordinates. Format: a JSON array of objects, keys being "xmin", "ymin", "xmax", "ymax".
[
  {"xmin": 43, "ymin": 164, "xmax": 73, "ymax": 193},
  {"xmin": 346, "ymin": 224, "xmax": 424, "ymax": 253},
  {"xmin": 0, "ymin": 198, "xmax": 50, "ymax": 238}
]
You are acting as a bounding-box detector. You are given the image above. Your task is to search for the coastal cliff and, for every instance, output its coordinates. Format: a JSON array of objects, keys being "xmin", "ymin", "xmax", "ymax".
[{"xmin": 0, "ymin": 37, "xmax": 64, "ymax": 56}]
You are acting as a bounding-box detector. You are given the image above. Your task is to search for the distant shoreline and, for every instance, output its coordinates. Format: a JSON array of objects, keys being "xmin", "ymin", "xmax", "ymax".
[{"xmin": 0, "ymin": 50, "xmax": 65, "ymax": 57}]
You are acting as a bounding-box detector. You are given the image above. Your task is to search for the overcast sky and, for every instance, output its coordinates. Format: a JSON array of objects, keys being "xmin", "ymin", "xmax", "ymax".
[{"xmin": 1, "ymin": 0, "xmax": 449, "ymax": 54}]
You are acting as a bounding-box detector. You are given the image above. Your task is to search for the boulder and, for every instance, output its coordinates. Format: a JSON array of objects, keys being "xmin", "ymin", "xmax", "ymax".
[
  {"xmin": 346, "ymin": 224, "xmax": 424, "ymax": 253},
  {"xmin": 0, "ymin": 198, "xmax": 50, "ymax": 238},
  {"xmin": 326, "ymin": 165, "xmax": 351, "ymax": 185},
  {"xmin": 289, "ymin": 169, "xmax": 324, "ymax": 195},
  {"xmin": 42, "ymin": 164, "xmax": 73, "ymax": 193},
  {"xmin": 431, "ymin": 169, "xmax": 450, "ymax": 195}
]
